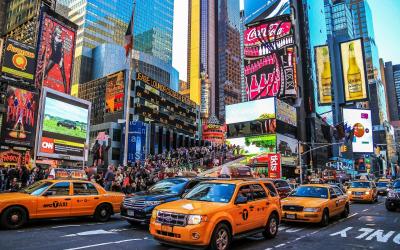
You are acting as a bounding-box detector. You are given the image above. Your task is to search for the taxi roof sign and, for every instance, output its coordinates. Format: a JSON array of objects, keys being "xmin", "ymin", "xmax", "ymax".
[{"xmin": 49, "ymin": 168, "xmax": 88, "ymax": 180}]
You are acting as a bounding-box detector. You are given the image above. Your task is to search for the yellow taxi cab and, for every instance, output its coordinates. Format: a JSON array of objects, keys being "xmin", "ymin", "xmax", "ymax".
[
  {"xmin": 149, "ymin": 179, "xmax": 282, "ymax": 250},
  {"xmin": 347, "ymin": 180, "xmax": 378, "ymax": 203},
  {"xmin": 0, "ymin": 169, "xmax": 124, "ymax": 229},
  {"xmin": 281, "ymin": 184, "xmax": 350, "ymax": 226}
]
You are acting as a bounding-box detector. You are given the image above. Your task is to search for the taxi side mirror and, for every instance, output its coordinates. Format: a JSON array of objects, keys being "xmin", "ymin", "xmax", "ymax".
[{"xmin": 235, "ymin": 196, "xmax": 248, "ymax": 204}]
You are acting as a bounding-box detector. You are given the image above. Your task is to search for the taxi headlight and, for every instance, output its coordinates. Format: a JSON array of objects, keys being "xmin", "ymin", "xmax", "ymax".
[
  {"xmin": 347, "ymin": 190, "xmax": 352, "ymax": 194},
  {"xmin": 151, "ymin": 209, "xmax": 159, "ymax": 219},
  {"xmin": 303, "ymin": 207, "xmax": 321, "ymax": 213},
  {"xmin": 145, "ymin": 201, "xmax": 163, "ymax": 206},
  {"xmin": 187, "ymin": 215, "xmax": 206, "ymax": 225},
  {"xmin": 365, "ymin": 191, "xmax": 370, "ymax": 195}
]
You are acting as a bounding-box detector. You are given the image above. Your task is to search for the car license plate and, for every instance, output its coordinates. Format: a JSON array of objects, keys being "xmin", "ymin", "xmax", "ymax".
[
  {"xmin": 127, "ymin": 210, "xmax": 135, "ymax": 216},
  {"xmin": 286, "ymin": 214, "xmax": 296, "ymax": 219},
  {"xmin": 161, "ymin": 225, "xmax": 173, "ymax": 233}
]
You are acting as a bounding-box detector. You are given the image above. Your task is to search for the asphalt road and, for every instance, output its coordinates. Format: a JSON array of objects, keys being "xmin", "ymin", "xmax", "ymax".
[{"xmin": 0, "ymin": 197, "xmax": 399, "ymax": 250}]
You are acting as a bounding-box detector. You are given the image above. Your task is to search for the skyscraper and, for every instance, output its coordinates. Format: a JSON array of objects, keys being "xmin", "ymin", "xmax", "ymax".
[
  {"xmin": 325, "ymin": 0, "xmax": 354, "ymax": 38},
  {"xmin": 187, "ymin": 0, "xmax": 241, "ymax": 121},
  {"xmin": 385, "ymin": 62, "xmax": 400, "ymax": 121}
]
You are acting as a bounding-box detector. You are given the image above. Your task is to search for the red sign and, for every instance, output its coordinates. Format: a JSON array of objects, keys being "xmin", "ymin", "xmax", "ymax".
[
  {"xmin": 40, "ymin": 137, "xmax": 55, "ymax": 154},
  {"xmin": 268, "ymin": 153, "xmax": 281, "ymax": 179},
  {"xmin": 202, "ymin": 123, "xmax": 226, "ymax": 144}
]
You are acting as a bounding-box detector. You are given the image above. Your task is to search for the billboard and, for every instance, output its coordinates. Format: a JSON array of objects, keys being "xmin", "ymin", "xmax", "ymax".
[
  {"xmin": 35, "ymin": 11, "xmax": 76, "ymax": 94},
  {"xmin": 244, "ymin": 15, "xmax": 297, "ymax": 101},
  {"xmin": 340, "ymin": 39, "xmax": 368, "ymax": 102},
  {"xmin": 105, "ymin": 71, "xmax": 124, "ymax": 113},
  {"xmin": 37, "ymin": 88, "xmax": 91, "ymax": 161},
  {"xmin": 127, "ymin": 121, "xmax": 146, "ymax": 163},
  {"xmin": 276, "ymin": 99, "xmax": 297, "ymax": 126},
  {"xmin": 343, "ymin": 109, "xmax": 373, "ymax": 153},
  {"xmin": 267, "ymin": 153, "xmax": 282, "ymax": 179},
  {"xmin": 315, "ymin": 45, "xmax": 332, "ymax": 105},
  {"xmin": 244, "ymin": 0, "xmax": 291, "ymax": 25},
  {"xmin": 277, "ymin": 134, "xmax": 298, "ymax": 166},
  {"xmin": 226, "ymin": 98, "xmax": 275, "ymax": 124},
  {"xmin": 1, "ymin": 86, "xmax": 38, "ymax": 147},
  {"xmin": 0, "ymin": 149, "xmax": 31, "ymax": 168},
  {"xmin": 227, "ymin": 134, "xmax": 276, "ymax": 156},
  {"xmin": 1, "ymin": 39, "xmax": 36, "ymax": 83}
]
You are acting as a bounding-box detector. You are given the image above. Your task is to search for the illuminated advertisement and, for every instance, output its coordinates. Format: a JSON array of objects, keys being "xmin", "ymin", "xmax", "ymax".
[
  {"xmin": 0, "ymin": 149, "xmax": 31, "ymax": 168},
  {"xmin": 277, "ymin": 134, "xmax": 298, "ymax": 166},
  {"xmin": 340, "ymin": 39, "xmax": 368, "ymax": 102},
  {"xmin": 244, "ymin": 0, "xmax": 290, "ymax": 25},
  {"xmin": 37, "ymin": 88, "xmax": 91, "ymax": 161},
  {"xmin": 105, "ymin": 71, "xmax": 124, "ymax": 113},
  {"xmin": 227, "ymin": 119, "xmax": 276, "ymax": 138},
  {"xmin": 276, "ymin": 99, "xmax": 297, "ymax": 127},
  {"xmin": 226, "ymin": 98, "xmax": 275, "ymax": 124},
  {"xmin": 202, "ymin": 123, "xmax": 226, "ymax": 144},
  {"xmin": 127, "ymin": 121, "xmax": 146, "ymax": 163},
  {"xmin": 343, "ymin": 109, "xmax": 373, "ymax": 153},
  {"xmin": 227, "ymin": 134, "xmax": 276, "ymax": 156},
  {"xmin": 315, "ymin": 45, "xmax": 332, "ymax": 105},
  {"xmin": 1, "ymin": 86, "xmax": 38, "ymax": 147},
  {"xmin": 244, "ymin": 15, "xmax": 297, "ymax": 101},
  {"xmin": 1, "ymin": 39, "xmax": 36, "ymax": 83},
  {"xmin": 35, "ymin": 11, "xmax": 77, "ymax": 94}
]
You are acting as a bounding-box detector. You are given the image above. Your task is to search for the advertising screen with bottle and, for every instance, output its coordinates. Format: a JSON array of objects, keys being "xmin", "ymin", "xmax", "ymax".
[
  {"xmin": 343, "ymin": 108, "xmax": 373, "ymax": 153},
  {"xmin": 315, "ymin": 45, "xmax": 332, "ymax": 105},
  {"xmin": 340, "ymin": 39, "xmax": 368, "ymax": 102}
]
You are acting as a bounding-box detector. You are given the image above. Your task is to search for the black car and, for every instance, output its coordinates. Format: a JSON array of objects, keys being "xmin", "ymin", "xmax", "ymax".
[
  {"xmin": 385, "ymin": 179, "xmax": 400, "ymax": 211},
  {"xmin": 376, "ymin": 181, "xmax": 390, "ymax": 196},
  {"xmin": 57, "ymin": 120, "xmax": 77, "ymax": 130},
  {"xmin": 120, "ymin": 177, "xmax": 204, "ymax": 225}
]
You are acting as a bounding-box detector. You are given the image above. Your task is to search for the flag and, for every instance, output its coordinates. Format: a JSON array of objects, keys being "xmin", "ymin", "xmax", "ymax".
[{"xmin": 124, "ymin": 13, "xmax": 133, "ymax": 57}]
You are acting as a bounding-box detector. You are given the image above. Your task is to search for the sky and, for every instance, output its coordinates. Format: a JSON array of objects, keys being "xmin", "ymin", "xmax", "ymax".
[{"xmin": 172, "ymin": 0, "xmax": 400, "ymax": 82}]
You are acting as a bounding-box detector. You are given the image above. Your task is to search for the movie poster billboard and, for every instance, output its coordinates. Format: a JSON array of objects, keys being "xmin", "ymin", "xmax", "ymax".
[
  {"xmin": 340, "ymin": 39, "xmax": 368, "ymax": 102},
  {"xmin": 244, "ymin": 15, "xmax": 297, "ymax": 101},
  {"xmin": 1, "ymin": 86, "xmax": 38, "ymax": 147},
  {"xmin": 1, "ymin": 39, "xmax": 36, "ymax": 83},
  {"xmin": 0, "ymin": 149, "xmax": 32, "ymax": 168},
  {"xmin": 315, "ymin": 45, "xmax": 332, "ymax": 105},
  {"xmin": 127, "ymin": 121, "xmax": 146, "ymax": 163},
  {"xmin": 343, "ymin": 108, "xmax": 373, "ymax": 153},
  {"xmin": 226, "ymin": 98, "xmax": 275, "ymax": 124},
  {"xmin": 105, "ymin": 71, "xmax": 125, "ymax": 113},
  {"xmin": 37, "ymin": 88, "xmax": 91, "ymax": 161},
  {"xmin": 277, "ymin": 133, "xmax": 298, "ymax": 166},
  {"xmin": 35, "ymin": 11, "xmax": 76, "ymax": 94},
  {"xmin": 276, "ymin": 99, "xmax": 297, "ymax": 127},
  {"xmin": 244, "ymin": 0, "xmax": 291, "ymax": 25}
]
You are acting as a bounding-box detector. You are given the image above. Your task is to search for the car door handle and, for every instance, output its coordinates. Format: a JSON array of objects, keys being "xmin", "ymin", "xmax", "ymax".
[
  {"xmin": 266, "ymin": 201, "xmax": 270, "ymax": 206},
  {"xmin": 249, "ymin": 206, "xmax": 254, "ymax": 209},
  {"xmin": 65, "ymin": 198, "xmax": 71, "ymax": 201},
  {"xmin": 94, "ymin": 197, "xmax": 99, "ymax": 200}
]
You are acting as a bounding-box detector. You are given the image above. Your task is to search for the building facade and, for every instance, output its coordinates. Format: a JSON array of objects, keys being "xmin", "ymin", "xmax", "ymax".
[{"xmin": 384, "ymin": 62, "xmax": 400, "ymax": 121}]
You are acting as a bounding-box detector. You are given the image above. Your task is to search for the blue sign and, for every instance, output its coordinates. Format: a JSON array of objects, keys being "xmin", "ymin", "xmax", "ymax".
[{"xmin": 127, "ymin": 121, "xmax": 146, "ymax": 163}]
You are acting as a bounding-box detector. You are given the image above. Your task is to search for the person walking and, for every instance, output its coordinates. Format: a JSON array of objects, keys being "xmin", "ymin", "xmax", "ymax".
[{"xmin": 104, "ymin": 165, "xmax": 115, "ymax": 191}]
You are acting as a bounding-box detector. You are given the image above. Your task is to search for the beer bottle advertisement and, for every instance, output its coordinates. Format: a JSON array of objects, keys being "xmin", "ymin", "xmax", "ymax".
[
  {"xmin": 315, "ymin": 45, "xmax": 332, "ymax": 104},
  {"xmin": 340, "ymin": 39, "xmax": 367, "ymax": 102}
]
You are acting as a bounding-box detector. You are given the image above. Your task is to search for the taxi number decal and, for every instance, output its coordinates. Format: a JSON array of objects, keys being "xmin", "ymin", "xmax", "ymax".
[
  {"xmin": 43, "ymin": 201, "xmax": 68, "ymax": 208},
  {"xmin": 242, "ymin": 209, "xmax": 249, "ymax": 221}
]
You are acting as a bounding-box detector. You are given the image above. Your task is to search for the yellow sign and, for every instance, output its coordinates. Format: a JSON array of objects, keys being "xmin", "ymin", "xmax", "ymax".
[
  {"xmin": 341, "ymin": 39, "xmax": 367, "ymax": 102},
  {"xmin": 315, "ymin": 45, "xmax": 332, "ymax": 104}
]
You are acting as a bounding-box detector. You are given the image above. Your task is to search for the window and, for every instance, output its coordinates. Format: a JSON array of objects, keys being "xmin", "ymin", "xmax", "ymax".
[
  {"xmin": 332, "ymin": 186, "xmax": 343, "ymax": 196},
  {"xmin": 73, "ymin": 182, "xmax": 99, "ymax": 195},
  {"xmin": 251, "ymin": 184, "xmax": 267, "ymax": 200},
  {"xmin": 237, "ymin": 185, "xmax": 253, "ymax": 201},
  {"xmin": 329, "ymin": 188, "xmax": 336, "ymax": 198},
  {"xmin": 264, "ymin": 182, "xmax": 278, "ymax": 197},
  {"xmin": 47, "ymin": 182, "xmax": 70, "ymax": 196},
  {"xmin": 274, "ymin": 180, "xmax": 289, "ymax": 188}
]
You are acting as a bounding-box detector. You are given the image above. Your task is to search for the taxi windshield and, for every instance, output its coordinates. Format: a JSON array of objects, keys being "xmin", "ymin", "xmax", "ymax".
[
  {"xmin": 350, "ymin": 182, "xmax": 371, "ymax": 188},
  {"xmin": 21, "ymin": 181, "xmax": 53, "ymax": 195},
  {"xmin": 393, "ymin": 181, "xmax": 400, "ymax": 189},
  {"xmin": 376, "ymin": 182, "xmax": 389, "ymax": 187},
  {"xmin": 185, "ymin": 183, "xmax": 235, "ymax": 203},
  {"xmin": 147, "ymin": 179, "xmax": 187, "ymax": 194},
  {"xmin": 289, "ymin": 186, "xmax": 328, "ymax": 199}
]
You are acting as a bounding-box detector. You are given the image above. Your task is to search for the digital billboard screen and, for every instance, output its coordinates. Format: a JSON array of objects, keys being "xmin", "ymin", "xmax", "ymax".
[
  {"xmin": 276, "ymin": 99, "xmax": 297, "ymax": 127},
  {"xmin": 37, "ymin": 88, "xmax": 91, "ymax": 161},
  {"xmin": 277, "ymin": 134, "xmax": 298, "ymax": 166},
  {"xmin": 227, "ymin": 134, "xmax": 276, "ymax": 156},
  {"xmin": 244, "ymin": 15, "xmax": 297, "ymax": 101},
  {"xmin": 1, "ymin": 39, "xmax": 36, "ymax": 83},
  {"xmin": 343, "ymin": 108, "xmax": 373, "ymax": 153},
  {"xmin": 35, "ymin": 12, "xmax": 76, "ymax": 94},
  {"xmin": 227, "ymin": 119, "xmax": 276, "ymax": 139},
  {"xmin": 244, "ymin": 0, "xmax": 291, "ymax": 25},
  {"xmin": 314, "ymin": 45, "xmax": 332, "ymax": 105},
  {"xmin": 226, "ymin": 98, "xmax": 275, "ymax": 124},
  {"xmin": 105, "ymin": 71, "xmax": 124, "ymax": 113},
  {"xmin": 340, "ymin": 39, "xmax": 368, "ymax": 102},
  {"xmin": 1, "ymin": 86, "xmax": 38, "ymax": 147}
]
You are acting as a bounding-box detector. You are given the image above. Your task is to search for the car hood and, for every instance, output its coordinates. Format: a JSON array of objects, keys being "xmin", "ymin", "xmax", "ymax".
[
  {"xmin": 281, "ymin": 197, "xmax": 327, "ymax": 207},
  {"xmin": 154, "ymin": 199, "xmax": 227, "ymax": 215},
  {"xmin": 0, "ymin": 192, "xmax": 32, "ymax": 201},
  {"xmin": 348, "ymin": 188, "xmax": 371, "ymax": 192},
  {"xmin": 126, "ymin": 191, "xmax": 179, "ymax": 201}
]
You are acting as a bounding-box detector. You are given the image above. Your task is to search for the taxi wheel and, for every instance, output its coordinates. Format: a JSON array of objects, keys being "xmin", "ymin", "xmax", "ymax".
[
  {"xmin": 1, "ymin": 206, "xmax": 27, "ymax": 230},
  {"xmin": 263, "ymin": 213, "xmax": 278, "ymax": 239},
  {"xmin": 341, "ymin": 204, "xmax": 349, "ymax": 218},
  {"xmin": 210, "ymin": 223, "xmax": 231, "ymax": 250},
  {"xmin": 94, "ymin": 204, "xmax": 112, "ymax": 222},
  {"xmin": 385, "ymin": 202, "xmax": 396, "ymax": 212},
  {"xmin": 320, "ymin": 209, "xmax": 329, "ymax": 227}
]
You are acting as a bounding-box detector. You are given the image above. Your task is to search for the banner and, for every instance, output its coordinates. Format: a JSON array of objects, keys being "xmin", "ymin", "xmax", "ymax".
[
  {"xmin": 315, "ymin": 45, "xmax": 332, "ymax": 105},
  {"xmin": 267, "ymin": 153, "xmax": 282, "ymax": 179},
  {"xmin": 340, "ymin": 39, "xmax": 368, "ymax": 102},
  {"xmin": 1, "ymin": 86, "xmax": 38, "ymax": 147},
  {"xmin": 343, "ymin": 108, "xmax": 373, "ymax": 153},
  {"xmin": 105, "ymin": 71, "xmax": 124, "ymax": 113},
  {"xmin": 244, "ymin": 15, "xmax": 297, "ymax": 101},
  {"xmin": 127, "ymin": 121, "xmax": 146, "ymax": 163},
  {"xmin": 37, "ymin": 88, "xmax": 90, "ymax": 161},
  {"xmin": 1, "ymin": 39, "xmax": 36, "ymax": 83},
  {"xmin": 276, "ymin": 99, "xmax": 297, "ymax": 126},
  {"xmin": 244, "ymin": 0, "xmax": 291, "ymax": 25},
  {"xmin": 35, "ymin": 12, "xmax": 76, "ymax": 94}
]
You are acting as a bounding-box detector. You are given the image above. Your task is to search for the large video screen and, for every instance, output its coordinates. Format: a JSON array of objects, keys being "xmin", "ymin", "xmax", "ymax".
[
  {"xmin": 227, "ymin": 134, "xmax": 276, "ymax": 156},
  {"xmin": 277, "ymin": 134, "xmax": 298, "ymax": 166},
  {"xmin": 35, "ymin": 12, "xmax": 76, "ymax": 94},
  {"xmin": 1, "ymin": 86, "xmax": 38, "ymax": 147},
  {"xmin": 226, "ymin": 98, "xmax": 275, "ymax": 124},
  {"xmin": 227, "ymin": 119, "xmax": 276, "ymax": 139},
  {"xmin": 244, "ymin": 0, "xmax": 291, "ymax": 25},
  {"xmin": 37, "ymin": 88, "xmax": 90, "ymax": 160},
  {"xmin": 105, "ymin": 71, "xmax": 124, "ymax": 113},
  {"xmin": 244, "ymin": 15, "xmax": 297, "ymax": 101},
  {"xmin": 315, "ymin": 45, "xmax": 332, "ymax": 105},
  {"xmin": 343, "ymin": 108, "xmax": 373, "ymax": 153},
  {"xmin": 340, "ymin": 39, "xmax": 368, "ymax": 102}
]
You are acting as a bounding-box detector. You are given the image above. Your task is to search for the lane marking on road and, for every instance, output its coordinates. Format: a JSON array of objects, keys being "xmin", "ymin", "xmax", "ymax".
[
  {"xmin": 362, "ymin": 209, "xmax": 369, "ymax": 212},
  {"xmin": 64, "ymin": 238, "xmax": 145, "ymax": 250},
  {"xmin": 52, "ymin": 225, "xmax": 82, "ymax": 229},
  {"xmin": 275, "ymin": 243, "xmax": 286, "ymax": 248},
  {"xmin": 330, "ymin": 227, "xmax": 400, "ymax": 245},
  {"xmin": 62, "ymin": 229, "xmax": 116, "ymax": 237}
]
